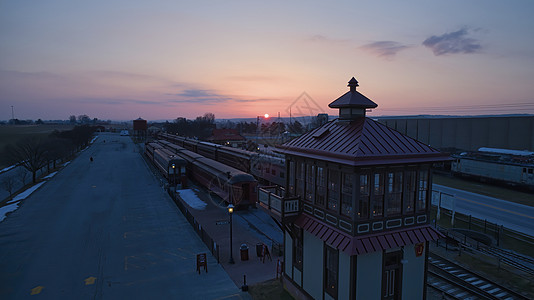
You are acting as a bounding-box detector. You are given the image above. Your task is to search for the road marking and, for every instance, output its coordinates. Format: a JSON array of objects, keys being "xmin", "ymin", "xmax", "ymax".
[
  {"xmin": 84, "ymin": 276, "xmax": 97, "ymax": 285},
  {"xmin": 30, "ymin": 286, "xmax": 44, "ymax": 295},
  {"xmin": 456, "ymin": 196, "xmax": 534, "ymax": 220}
]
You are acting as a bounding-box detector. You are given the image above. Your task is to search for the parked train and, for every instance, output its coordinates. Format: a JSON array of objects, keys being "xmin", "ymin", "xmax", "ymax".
[
  {"xmin": 157, "ymin": 133, "xmax": 286, "ymax": 186},
  {"xmin": 154, "ymin": 140, "xmax": 258, "ymax": 208},
  {"xmin": 451, "ymin": 147, "xmax": 534, "ymax": 190},
  {"xmin": 145, "ymin": 142, "xmax": 188, "ymax": 189}
]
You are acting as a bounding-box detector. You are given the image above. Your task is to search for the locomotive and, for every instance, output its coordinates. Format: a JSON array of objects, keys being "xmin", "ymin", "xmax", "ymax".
[{"xmin": 451, "ymin": 147, "xmax": 534, "ymax": 190}]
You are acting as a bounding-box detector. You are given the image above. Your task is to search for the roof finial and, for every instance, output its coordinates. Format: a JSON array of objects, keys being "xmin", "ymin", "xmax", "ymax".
[{"xmin": 348, "ymin": 77, "xmax": 359, "ymax": 92}]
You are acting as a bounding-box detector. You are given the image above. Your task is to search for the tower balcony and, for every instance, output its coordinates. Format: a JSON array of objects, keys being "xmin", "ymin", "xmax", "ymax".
[{"xmin": 258, "ymin": 186, "xmax": 300, "ymax": 223}]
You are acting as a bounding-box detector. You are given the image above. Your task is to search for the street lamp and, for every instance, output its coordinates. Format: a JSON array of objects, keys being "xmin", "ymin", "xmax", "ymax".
[
  {"xmin": 228, "ymin": 204, "xmax": 235, "ymax": 264},
  {"xmin": 171, "ymin": 163, "xmax": 176, "ymax": 188}
]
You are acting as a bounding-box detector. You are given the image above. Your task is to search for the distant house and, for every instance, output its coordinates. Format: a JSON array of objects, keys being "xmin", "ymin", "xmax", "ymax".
[
  {"xmin": 207, "ymin": 128, "xmax": 246, "ymax": 148},
  {"xmin": 259, "ymin": 77, "xmax": 449, "ymax": 300}
]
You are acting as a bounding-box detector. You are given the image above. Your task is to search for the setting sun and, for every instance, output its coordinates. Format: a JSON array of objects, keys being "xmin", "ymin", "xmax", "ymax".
[{"xmin": 264, "ymin": 114, "xmax": 269, "ymax": 118}]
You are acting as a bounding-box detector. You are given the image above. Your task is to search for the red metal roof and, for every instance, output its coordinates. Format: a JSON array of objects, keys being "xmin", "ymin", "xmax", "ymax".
[
  {"xmin": 276, "ymin": 117, "xmax": 450, "ymax": 166},
  {"xmin": 294, "ymin": 214, "xmax": 443, "ymax": 256}
]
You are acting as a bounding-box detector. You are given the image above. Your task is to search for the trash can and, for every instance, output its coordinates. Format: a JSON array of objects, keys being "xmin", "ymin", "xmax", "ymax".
[
  {"xmin": 256, "ymin": 243, "xmax": 264, "ymax": 258},
  {"xmin": 240, "ymin": 244, "xmax": 249, "ymax": 261}
]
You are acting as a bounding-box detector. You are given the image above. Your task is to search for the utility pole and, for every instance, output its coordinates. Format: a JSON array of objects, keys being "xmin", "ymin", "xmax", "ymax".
[{"xmin": 11, "ymin": 105, "xmax": 14, "ymax": 120}]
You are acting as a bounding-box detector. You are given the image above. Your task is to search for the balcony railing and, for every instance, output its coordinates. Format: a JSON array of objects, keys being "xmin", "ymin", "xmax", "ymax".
[{"xmin": 258, "ymin": 186, "xmax": 300, "ymax": 222}]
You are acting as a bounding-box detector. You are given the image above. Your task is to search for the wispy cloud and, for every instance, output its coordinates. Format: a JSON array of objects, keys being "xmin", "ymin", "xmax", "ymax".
[
  {"xmin": 75, "ymin": 97, "xmax": 159, "ymax": 106},
  {"xmin": 422, "ymin": 28, "xmax": 482, "ymax": 56},
  {"xmin": 167, "ymin": 89, "xmax": 277, "ymax": 105},
  {"xmin": 167, "ymin": 89, "xmax": 233, "ymax": 104},
  {"xmin": 360, "ymin": 41, "xmax": 411, "ymax": 59}
]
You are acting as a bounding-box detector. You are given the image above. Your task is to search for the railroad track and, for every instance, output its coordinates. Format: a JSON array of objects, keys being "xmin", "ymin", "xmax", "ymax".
[
  {"xmin": 428, "ymin": 268, "xmax": 491, "ymax": 299},
  {"xmin": 427, "ymin": 253, "xmax": 529, "ymax": 300},
  {"xmin": 479, "ymin": 247, "xmax": 534, "ymax": 276}
]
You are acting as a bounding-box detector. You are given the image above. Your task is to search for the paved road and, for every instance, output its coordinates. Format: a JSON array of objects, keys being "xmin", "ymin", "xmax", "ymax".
[
  {"xmin": 432, "ymin": 184, "xmax": 534, "ymax": 236},
  {"xmin": 0, "ymin": 133, "xmax": 247, "ymax": 299}
]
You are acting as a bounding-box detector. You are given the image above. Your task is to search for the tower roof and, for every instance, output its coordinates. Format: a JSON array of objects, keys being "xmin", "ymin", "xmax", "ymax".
[
  {"xmin": 277, "ymin": 75, "xmax": 449, "ymax": 166},
  {"xmin": 276, "ymin": 117, "xmax": 449, "ymax": 166},
  {"xmin": 328, "ymin": 77, "xmax": 378, "ymax": 109}
]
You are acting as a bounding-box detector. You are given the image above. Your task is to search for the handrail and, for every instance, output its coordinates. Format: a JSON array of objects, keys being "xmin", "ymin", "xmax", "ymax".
[{"xmin": 258, "ymin": 186, "xmax": 299, "ymax": 217}]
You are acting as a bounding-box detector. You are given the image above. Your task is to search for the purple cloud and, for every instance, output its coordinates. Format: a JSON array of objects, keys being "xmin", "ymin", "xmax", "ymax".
[{"xmin": 423, "ymin": 28, "xmax": 482, "ymax": 56}]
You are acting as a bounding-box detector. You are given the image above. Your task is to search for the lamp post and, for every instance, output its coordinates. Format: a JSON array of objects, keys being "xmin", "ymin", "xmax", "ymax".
[
  {"xmin": 228, "ymin": 204, "xmax": 235, "ymax": 264},
  {"xmin": 171, "ymin": 163, "xmax": 176, "ymax": 189}
]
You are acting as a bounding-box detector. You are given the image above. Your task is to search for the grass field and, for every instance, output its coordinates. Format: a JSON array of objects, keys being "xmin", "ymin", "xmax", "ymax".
[{"xmin": 0, "ymin": 124, "xmax": 74, "ymax": 168}]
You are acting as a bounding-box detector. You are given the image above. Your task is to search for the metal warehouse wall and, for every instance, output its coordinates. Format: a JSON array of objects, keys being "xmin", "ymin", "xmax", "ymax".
[{"xmin": 378, "ymin": 116, "xmax": 534, "ymax": 152}]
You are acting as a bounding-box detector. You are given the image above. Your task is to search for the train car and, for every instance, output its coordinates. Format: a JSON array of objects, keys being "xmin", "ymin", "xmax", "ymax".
[
  {"xmin": 251, "ymin": 154, "xmax": 286, "ymax": 186},
  {"xmin": 451, "ymin": 147, "xmax": 534, "ymax": 189},
  {"xmin": 217, "ymin": 146, "xmax": 255, "ymax": 173},
  {"xmin": 190, "ymin": 157, "xmax": 258, "ymax": 208},
  {"xmin": 145, "ymin": 143, "xmax": 188, "ymax": 189},
  {"xmin": 196, "ymin": 141, "xmax": 222, "ymax": 160},
  {"xmin": 161, "ymin": 133, "xmax": 187, "ymax": 147},
  {"xmin": 157, "ymin": 139, "xmax": 179, "ymax": 152},
  {"xmin": 157, "ymin": 132, "xmax": 288, "ymax": 188},
  {"xmin": 158, "ymin": 141, "xmax": 258, "ymax": 208},
  {"xmin": 144, "ymin": 142, "xmax": 162, "ymax": 161},
  {"xmin": 182, "ymin": 139, "xmax": 200, "ymax": 152}
]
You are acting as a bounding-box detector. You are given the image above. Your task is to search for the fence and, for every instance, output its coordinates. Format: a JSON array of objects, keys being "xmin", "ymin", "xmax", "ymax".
[
  {"xmin": 168, "ymin": 189, "xmax": 220, "ymax": 263},
  {"xmin": 431, "ymin": 206, "xmax": 534, "ymax": 257}
]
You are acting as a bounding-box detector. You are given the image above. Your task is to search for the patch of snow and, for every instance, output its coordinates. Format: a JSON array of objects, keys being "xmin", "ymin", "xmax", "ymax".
[
  {"xmin": 177, "ymin": 189, "xmax": 207, "ymax": 210},
  {"xmin": 0, "ymin": 165, "xmax": 17, "ymax": 173},
  {"xmin": 7, "ymin": 182, "xmax": 46, "ymax": 204},
  {"xmin": 43, "ymin": 171, "xmax": 57, "ymax": 179},
  {"xmin": 63, "ymin": 161, "xmax": 70, "ymax": 167},
  {"xmin": 90, "ymin": 136, "xmax": 98, "ymax": 143},
  {"xmin": 0, "ymin": 203, "xmax": 19, "ymax": 222}
]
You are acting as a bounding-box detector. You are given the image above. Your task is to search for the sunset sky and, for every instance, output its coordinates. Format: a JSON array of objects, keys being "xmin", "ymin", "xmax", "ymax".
[{"xmin": 1, "ymin": 1, "xmax": 534, "ymax": 121}]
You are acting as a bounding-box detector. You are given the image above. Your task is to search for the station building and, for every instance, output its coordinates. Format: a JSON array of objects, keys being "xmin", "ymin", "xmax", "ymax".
[{"xmin": 259, "ymin": 77, "xmax": 449, "ymax": 299}]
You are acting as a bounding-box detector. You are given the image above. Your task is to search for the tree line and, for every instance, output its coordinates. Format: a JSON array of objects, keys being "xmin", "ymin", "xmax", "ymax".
[
  {"xmin": 1, "ymin": 114, "xmax": 109, "ymax": 126},
  {"xmin": 162, "ymin": 113, "xmax": 327, "ymax": 140},
  {"xmin": 2, "ymin": 125, "xmax": 98, "ymax": 185},
  {"xmin": 164, "ymin": 113, "xmax": 216, "ymax": 139},
  {"xmin": 221, "ymin": 120, "xmax": 306, "ymax": 135}
]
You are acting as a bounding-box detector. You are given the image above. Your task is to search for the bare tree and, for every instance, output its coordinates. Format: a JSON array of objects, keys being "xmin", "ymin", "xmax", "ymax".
[
  {"xmin": 77, "ymin": 114, "xmax": 91, "ymax": 124},
  {"xmin": 1, "ymin": 175, "xmax": 16, "ymax": 198},
  {"xmin": 44, "ymin": 138, "xmax": 71, "ymax": 169},
  {"xmin": 17, "ymin": 167, "xmax": 28, "ymax": 186},
  {"xmin": 4, "ymin": 138, "xmax": 49, "ymax": 183}
]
